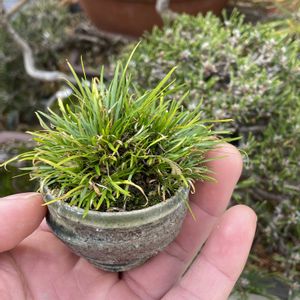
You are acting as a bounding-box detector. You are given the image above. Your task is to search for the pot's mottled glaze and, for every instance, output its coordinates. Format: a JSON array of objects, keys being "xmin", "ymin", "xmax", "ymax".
[{"xmin": 45, "ymin": 188, "xmax": 188, "ymax": 272}]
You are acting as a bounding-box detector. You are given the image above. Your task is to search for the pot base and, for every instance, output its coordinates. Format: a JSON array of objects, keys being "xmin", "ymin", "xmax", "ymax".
[{"xmin": 85, "ymin": 256, "xmax": 149, "ymax": 272}]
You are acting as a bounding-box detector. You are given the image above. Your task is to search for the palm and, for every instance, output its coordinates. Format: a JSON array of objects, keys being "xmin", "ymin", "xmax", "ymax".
[
  {"xmin": 0, "ymin": 145, "xmax": 256, "ymax": 300},
  {"xmin": 2, "ymin": 225, "xmax": 124, "ymax": 299}
]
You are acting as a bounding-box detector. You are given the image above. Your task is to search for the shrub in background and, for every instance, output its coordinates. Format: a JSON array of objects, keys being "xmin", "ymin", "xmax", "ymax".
[
  {"xmin": 123, "ymin": 12, "xmax": 300, "ymax": 297},
  {"xmin": 0, "ymin": 0, "xmax": 77, "ymax": 129}
]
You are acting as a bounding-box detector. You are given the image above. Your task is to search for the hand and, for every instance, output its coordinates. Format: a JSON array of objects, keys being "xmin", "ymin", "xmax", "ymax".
[{"xmin": 0, "ymin": 144, "xmax": 256, "ymax": 300}]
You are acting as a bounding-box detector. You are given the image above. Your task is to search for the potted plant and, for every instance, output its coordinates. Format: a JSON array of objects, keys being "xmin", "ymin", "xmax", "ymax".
[
  {"xmin": 1, "ymin": 48, "xmax": 230, "ymax": 272},
  {"xmin": 79, "ymin": 0, "xmax": 229, "ymax": 36}
]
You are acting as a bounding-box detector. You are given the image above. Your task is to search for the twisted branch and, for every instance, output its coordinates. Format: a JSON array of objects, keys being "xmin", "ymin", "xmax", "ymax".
[
  {"xmin": 155, "ymin": 0, "xmax": 177, "ymax": 20},
  {"xmin": 0, "ymin": 0, "xmax": 74, "ymax": 83},
  {"xmin": 239, "ymin": 125, "xmax": 266, "ymax": 133},
  {"xmin": 6, "ymin": 0, "xmax": 27, "ymax": 18}
]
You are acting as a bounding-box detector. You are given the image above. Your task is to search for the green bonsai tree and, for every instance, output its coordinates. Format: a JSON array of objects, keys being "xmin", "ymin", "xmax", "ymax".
[
  {"xmin": 1, "ymin": 49, "xmax": 230, "ymax": 215},
  {"xmin": 122, "ymin": 12, "xmax": 300, "ymax": 297}
]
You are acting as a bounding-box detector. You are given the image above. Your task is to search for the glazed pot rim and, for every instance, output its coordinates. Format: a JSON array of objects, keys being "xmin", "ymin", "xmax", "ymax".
[{"xmin": 44, "ymin": 187, "xmax": 189, "ymax": 227}]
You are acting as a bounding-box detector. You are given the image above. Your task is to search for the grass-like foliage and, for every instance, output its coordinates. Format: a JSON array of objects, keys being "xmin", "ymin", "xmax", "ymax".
[{"xmin": 2, "ymin": 49, "xmax": 229, "ymax": 213}]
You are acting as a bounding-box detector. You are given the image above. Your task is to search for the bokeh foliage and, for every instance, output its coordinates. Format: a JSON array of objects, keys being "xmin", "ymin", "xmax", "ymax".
[{"xmin": 0, "ymin": 0, "xmax": 78, "ymax": 129}]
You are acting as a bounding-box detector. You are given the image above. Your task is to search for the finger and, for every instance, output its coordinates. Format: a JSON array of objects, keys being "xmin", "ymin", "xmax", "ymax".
[
  {"xmin": 0, "ymin": 193, "xmax": 46, "ymax": 252},
  {"xmin": 38, "ymin": 218, "xmax": 52, "ymax": 232},
  {"xmin": 163, "ymin": 205, "xmax": 257, "ymax": 300},
  {"xmin": 190, "ymin": 143, "xmax": 243, "ymax": 216},
  {"xmin": 122, "ymin": 144, "xmax": 243, "ymax": 299}
]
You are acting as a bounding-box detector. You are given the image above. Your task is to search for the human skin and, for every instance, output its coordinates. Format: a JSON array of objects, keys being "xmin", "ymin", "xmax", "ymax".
[{"xmin": 0, "ymin": 144, "xmax": 257, "ymax": 300}]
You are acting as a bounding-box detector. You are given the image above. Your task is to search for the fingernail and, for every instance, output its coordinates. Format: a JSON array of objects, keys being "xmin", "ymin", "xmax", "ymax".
[{"xmin": 0, "ymin": 192, "xmax": 40, "ymax": 201}]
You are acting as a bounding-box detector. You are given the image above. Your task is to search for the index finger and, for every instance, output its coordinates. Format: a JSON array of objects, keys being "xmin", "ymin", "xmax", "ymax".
[{"xmin": 0, "ymin": 193, "xmax": 46, "ymax": 252}]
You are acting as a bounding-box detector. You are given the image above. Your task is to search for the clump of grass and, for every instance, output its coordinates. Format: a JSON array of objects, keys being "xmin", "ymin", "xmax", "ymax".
[{"xmin": 1, "ymin": 48, "xmax": 230, "ymax": 213}]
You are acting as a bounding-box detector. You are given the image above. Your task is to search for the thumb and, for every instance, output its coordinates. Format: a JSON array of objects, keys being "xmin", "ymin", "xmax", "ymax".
[{"xmin": 0, "ymin": 193, "xmax": 46, "ymax": 252}]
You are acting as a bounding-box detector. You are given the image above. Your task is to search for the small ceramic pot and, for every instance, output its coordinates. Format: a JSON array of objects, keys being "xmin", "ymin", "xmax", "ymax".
[
  {"xmin": 79, "ymin": 0, "xmax": 229, "ymax": 37},
  {"xmin": 45, "ymin": 187, "xmax": 188, "ymax": 272}
]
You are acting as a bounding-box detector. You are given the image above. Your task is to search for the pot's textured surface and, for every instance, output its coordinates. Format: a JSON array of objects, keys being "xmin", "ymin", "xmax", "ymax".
[{"xmin": 45, "ymin": 188, "xmax": 188, "ymax": 272}]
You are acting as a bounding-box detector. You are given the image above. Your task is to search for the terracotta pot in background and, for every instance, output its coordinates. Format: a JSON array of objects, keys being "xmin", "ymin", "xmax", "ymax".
[{"xmin": 79, "ymin": 0, "xmax": 229, "ymax": 37}]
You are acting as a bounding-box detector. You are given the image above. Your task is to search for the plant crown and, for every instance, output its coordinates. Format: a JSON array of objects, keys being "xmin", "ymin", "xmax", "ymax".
[{"xmin": 2, "ymin": 49, "xmax": 230, "ymax": 214}]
